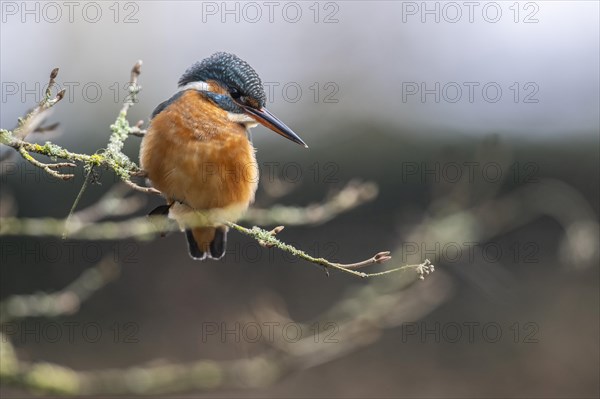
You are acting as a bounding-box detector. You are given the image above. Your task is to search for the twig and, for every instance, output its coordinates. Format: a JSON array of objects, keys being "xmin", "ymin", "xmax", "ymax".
[
  {"xmin": 244, "ymin": 180, "xmax": 379, "ymax": 226},
  {"xmin": 13, "ymin": 67, "xmax": 65, "ymax": 140},
  {"xmin": 0, "ymin": 215, "xmax": 432, "ymax": 279},
  {"xmin": 256, "ymin": 225, "xmax": 285, "ymax": 247},
  {"xmin": 33, "ymin": 121, "xmax": 60, "ymax": 134},
  {"xmin": 0, "ymin": 257, "xmax": 120, "ymax": 324},
  {"xmin": 128, "ymin": 120, "xmax": 147, "ymax": 137},
  {"xmin": 71, "ymin": 183, "xmax": 147, "ymax": 225},
  {"xmin": 122, "ymin": 178, "xmax": 160, "ymax": 194},
  {"xmin": 0, "ymin": 270, "xmax": 451, "ymax": 396},
  {"xmin": 0, "ymin": 63, "xmax": 157, "ymax": 194},
  {"xmin": 226, "ymin": 222, "xmax": 430, "ymax": 278},
  {"xmin": 63, "ymin": 166, "xmax": 95, "ymax": 238},
  {"xmin": 339, "ymin": 251, "xmax": 392, "ymax": 269},
  {"xmin": 1, "ymin": 67, "xmax": 73, "ymax": 179},
  {"xmin": 17, "ymin": 146, "xmax": 75, "ymax": 180}
]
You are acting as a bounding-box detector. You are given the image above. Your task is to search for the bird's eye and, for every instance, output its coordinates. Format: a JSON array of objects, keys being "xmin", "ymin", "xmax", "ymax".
[{"xmin": 230, "ymin": 88, "xmax": 241, "ymax": 99}]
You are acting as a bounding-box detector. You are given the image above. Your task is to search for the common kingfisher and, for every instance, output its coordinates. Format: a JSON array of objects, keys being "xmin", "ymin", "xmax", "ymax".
[{"xmin": 140, "ymin": 52, "xmax": 307, "ymax": 260}]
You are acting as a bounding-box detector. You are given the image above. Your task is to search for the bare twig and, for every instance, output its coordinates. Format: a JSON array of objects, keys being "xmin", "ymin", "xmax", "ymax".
[
  {"xmin": 0, "ymin": 270, "xmax": 451, "ymax": 396},
  {"xmin": 226, "ymin": 222, "xmax": 430, "ymax": 278},
  {"xmin": 33, "ymin": 121, "xmax": 60, "ymax": 134},
  {"xmin": 12, "ymin": 68, "xmax": 66, "ymax": 140},
  {"xmin": 72, "ymin": 183, "xmax": 147, "ymax": 224},
  {"xmin": 122, "ymin": 178, "xmax": 160, "ymax": 194},
  {"xmin": 0, "ymin": 63, "xmax": 157, "ymax": 194},
  {"xmin": 0, "ymin": 257, "xmax": 120, "ymax": 324},
  {"xmin": 340, "ymin": 251, "xmax": 393, "ymax": 269},
  {"xmin": 1, "ymin": 68, "xmax": 72, "ymax": 178},
  {"xmin": 244, "ymin": 180, "xmax": 379, "ymax": 226},
  {"xmin": 0, "ymin": 215, "xmax": 432, "ymax": 279},
  {"xmin": 128, "ymin": 120, "xmax": 147, "ymax": 137},
  {"xmin": 17, "ymin": 146, "xmax": 75, "ymax": 180},
  {"xmin": 257, "ymin": 225, "xmax": 285, "ymax": 247}
]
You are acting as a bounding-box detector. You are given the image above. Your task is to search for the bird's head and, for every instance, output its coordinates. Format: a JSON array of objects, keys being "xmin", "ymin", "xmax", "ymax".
[{"xmin": 178, "ymin": 52, "xmax": 307, "ymax": 148}]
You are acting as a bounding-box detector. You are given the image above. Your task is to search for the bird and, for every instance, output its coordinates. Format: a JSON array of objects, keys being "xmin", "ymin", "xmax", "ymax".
[{"xmin": 139, "ymin": 52, "xmax": 307, "ymax": 260}]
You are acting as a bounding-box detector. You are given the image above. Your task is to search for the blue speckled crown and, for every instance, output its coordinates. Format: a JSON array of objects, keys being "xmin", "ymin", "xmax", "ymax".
[{"xmin": 178, "ymin": 52, "xmax": 266, "ymax": 108}]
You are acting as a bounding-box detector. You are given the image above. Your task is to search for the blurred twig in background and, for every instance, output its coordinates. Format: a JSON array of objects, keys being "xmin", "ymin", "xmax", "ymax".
[
  {"xmin": 244, "ymin": 180, "xmax": 379, "ymax": 226},
  {"xmin": 0, "ymin": 258, "xmax": 120, "ymax": 324},
  {"xmin": 0, "ymin": 264, "xmax": 450, "ymax": 395}
]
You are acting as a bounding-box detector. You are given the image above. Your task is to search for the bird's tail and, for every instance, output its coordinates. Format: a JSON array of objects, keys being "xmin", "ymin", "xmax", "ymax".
[{"xmin": 185, "ymin": 226, "xmax": 228, "ymax": 260}]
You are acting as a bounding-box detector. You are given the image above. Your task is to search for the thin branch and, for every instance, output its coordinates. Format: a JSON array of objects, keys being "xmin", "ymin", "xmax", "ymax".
[
  {"xmin": 12, "ymin": 67, "xmax": 65, "ymax": 140},
  {"xmin": 0, "ymin": 269, "xmax": 451, "ymax": 396},
  {"xmin": 128, "ymin": 120, "xmax": 147, "ymax": 137},
  {"xmin": 0, "ymin": 215, "xmax": 432, "ymax": 279},
  {"xmin": 0, "ymin": 63, "xmax": 158, "ymax": 195},
  {"xmin": 0, "ymin": 216, "xmax": 172, "ymax": 239},
  {"xmin": 33, "ymin": 121, "xmax": 60, "ymax": 134},
  {"xmin": 122, "ymin": 178, "xmax": 160, "ymax": 194},
  {"xmin": 1, "ymin": 67, "xmax": 73, "ymax": 179},
  {"xmin": 226, "ymin": 221, "xmax": 430, "ymax": 278},
  {"xmin": 71, "ymin": 183, "xmax": 147, "ymax": 225},
  {"xmin": 244, "ymin": 180, "xmax": 378, "ymax": 226},
  {"xmin": 0, "ymin": 257, "xmax": 120, "ymax": 324},
  {"xmin": 339, "ymin": 251, "xmax": 392, "ymax": 269},
  {"xmin": 63, "ymin": 166, "xmax": 95, "ymax": 238},
  {"xmin": 17, "ymin": 146, "xmax": 75, "ymax": 180},
  {"xmin": 107, "ymin": 60, "xmax": 142, "ymax": 157}
]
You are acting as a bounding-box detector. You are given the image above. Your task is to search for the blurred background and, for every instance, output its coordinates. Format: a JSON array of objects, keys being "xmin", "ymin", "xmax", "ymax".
[{"xmin": 1, "ymin": 1, "xmax": 599, "ymax": 397}]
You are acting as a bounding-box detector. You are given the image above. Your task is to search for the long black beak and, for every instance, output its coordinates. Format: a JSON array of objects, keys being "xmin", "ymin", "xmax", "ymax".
[{"xmin": 241, "ymin": 106, "xmax": 308, "ymax": 148}]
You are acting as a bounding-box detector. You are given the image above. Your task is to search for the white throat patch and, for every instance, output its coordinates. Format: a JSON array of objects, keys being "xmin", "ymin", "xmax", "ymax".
[
  {"xmin": 227, "ymin": 112, "xmax": 258, "ymax": 127},
  {"xmin": 178, "ymin": 81, "xmax": 210, "ymax": 93}
]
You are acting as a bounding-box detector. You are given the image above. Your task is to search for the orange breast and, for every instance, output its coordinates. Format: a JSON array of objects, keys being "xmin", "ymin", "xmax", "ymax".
[{"xmin": 139, "ymin": 90, "xmax": 258, "ymax": 216}]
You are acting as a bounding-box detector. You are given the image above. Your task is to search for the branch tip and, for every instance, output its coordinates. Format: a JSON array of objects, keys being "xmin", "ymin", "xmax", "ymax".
[
  {"xmin": 272, "ymin": 225, "xmax": 285, "ymax": 235},
  {"xmin": 33, "ymin": 122, "xmax": 60, "ymax": 133},
  {"xmin": 416, "ymin": 259, "xmax": 435, "ymax": 280},
  {"xmin": 373, "ymin": 251, "xmax": 392, "ymax": 264},
  {"xmin": 56, "ymin": 88, "xmax": 66, "ymax": 102},
  {"xmin": 131, "ymin": 60, "xmax": 142, "ymax": 81},
  {"xmin": 258, "ymin": 225, "xmax": 285, "ymax": 248},
  {"xmin": 122, "ymin": 179, "xmax": 161, "ymax": 195}
]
